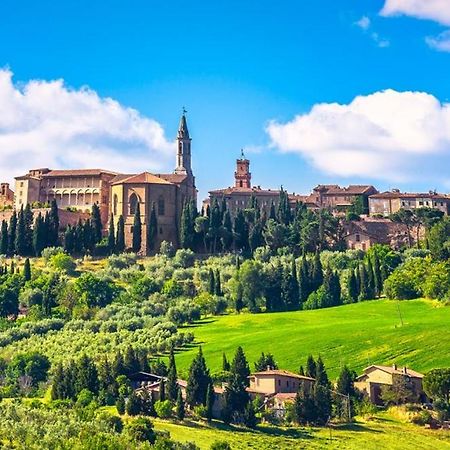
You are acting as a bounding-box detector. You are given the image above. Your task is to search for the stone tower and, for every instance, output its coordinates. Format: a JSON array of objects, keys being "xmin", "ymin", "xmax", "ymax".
[
  {"xmin": 235, "ymin": 150, "xmax": 251, "ymax": 189},
  {"xmin": 175, "ymin": 111, "xmax": 192, "ymax": 176}
]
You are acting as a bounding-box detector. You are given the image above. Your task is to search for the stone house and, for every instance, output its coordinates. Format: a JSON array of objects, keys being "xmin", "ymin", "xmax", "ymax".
[
  {"xmin": 0, "ymin": 183, "xmax": 14, "ymax": 208},
  {"xmin": 369, "ymin": 190, "xmax": 450, "ymax": 217},
  {"xmin": 354, "ymin": 365, "xmax": 425, "ymax": 405},
  {"xmin": 343, "ymin": 217, "xmax": 415, "ymax": 250}
]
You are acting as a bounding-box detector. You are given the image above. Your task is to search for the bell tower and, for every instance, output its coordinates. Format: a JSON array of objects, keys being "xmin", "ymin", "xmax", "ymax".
[
  {"xmin": 235, "ymin": 150, "xmax": 251, "ymax": 189},
  {"xmin": 175, "ymin": 109, "xmax": 192, "ymax": 176}
]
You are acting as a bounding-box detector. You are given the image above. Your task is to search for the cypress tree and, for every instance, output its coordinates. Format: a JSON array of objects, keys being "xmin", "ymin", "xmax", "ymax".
[
  {"xmin": 186, "ymin": 347, "xmax": 211, "ymax": 407},
  {"xmin": 315, "ymin": 356, "xmax": 330, "ymax": 388},
  {"xmin": 298, "ymin": 256, "xmax": 310, "ymax": 303},
  {"xmin": 206, "ymin": 382, "xmax": 215, "ymax": 422},
  {"xmin": 222, "ymin": 210, "xmax": 233, "ymax": 252},
  {"xmin": 224, "ymin": 346, "xmax": 250, "ymax": 417},
  {"xmin": 176, "ymin": 388, "xmax": 185, "ymax": 420},
  {"xmin": 126, "ymin": 391, "xmax": 141, "ymax": 416},
  {"xmin": 214, "ymin": 270, "xmax": 222, "ymax": 296},
  {"xmin": 167, "ymin": 349, "xmax": 179, "ymax": 402},
  {"xmin": 347, "ymin": 270, "xmax": 358, "ymax": 303},
  {"xmin": 91, "ymin": 203, "xmax": 103, "ymax": 243},
  {"xmin": 230, "ymin": 346, "xmax": 250, "ymax": 387},
  {"xmin": 116, "ymin": 395, "xmax": 126, "ymax": 415},
  {"xmin": 23, "ymin": 258, "xmax": 31, "ymax": 281},
  {"xmin": 116, "ymin": 215, "xmax": 125, "ymax": 253},
  {"xmin": 366, "ymin": 258, "xmax": 375, "ymax": 298},
  {"xmin": 180, "ymin": 202, "xmax": 194, "ymax": 249},
  {"xmin": 48, "ymin": 199, "xmax": 60, "ymax": 246},
  {"xmin": 82, "ymin": 219, "xmax": 95, "ymax": 254},
  {"xmin": 24, "ymin": 204, "xmax": 34, "ymax": 254},
  {"xmin": 15, "ymin": 206, "xmax": 27, "ymax": 255},
  {"xmin": 74, "ymin": 220, "xmax": 84, "ymax": 254},
  {"xmin": 0, "ymin": 220, "xmax": 8, "ymax": 255},
  {"xmin": 311, "ymin": 250, "xmax": 323, "ymax": 291},
  {"xmin": 159, "ymin": 378, "xmax": 166, "ymax": 402},
  {"xmin": 64, "ymin": 225, "xmax": 75, "ymax": 254},
  {"xmin": 108, "ymin": 214, "xmax": 115, "ymax": 254},
  {"xmin": 306, "ymin": 355, "xmax": 316, "ymax": 379},
  {"xmin": 8, "ymin": 211, "xmax": 17, "ymax": 255},
  {"xmin": 269, "ymin": 202, "xmax": 277, "ymax": 220},
  {"xmin": 51, "ymin": 363, "xmax": 65, "ymax": 400},
  {"xmin": 147, "ymin": 204, "xmax": 158, "ymax": 254},
  {"xmin": 222, "ymin": 353, "xmax": 230, "ymax": 372},
  {"xmin": 373, "ymin": 254, "xmax": 383, "ymax": 298},
  {"xmin": 233, "ymin": 209, "xmax": 248, "ymax": 252},
  {"xmin": 235, "ymin": 282, "xmax": 244, "ymax": 313},
  {"xmin": 112, "ymin": 351, "xmax": 125, "ymax": 378},
  {"xmin": 75, "ymin": 354, "xmax": 99, "ymax": 395},
  {"xmin": 358, "ymin": 264, "xmax": 370, "ymax": 301},
  {"xmin": 124, "ymin": 346, "xmax": 140, "ymax": 376},
  {"xmin": 132, "ymin": 202, "xmax": 142, "ymax": 253},
  {"xmin": 208, "ymin": 268, "xmax": 215, "ymax": 294}
]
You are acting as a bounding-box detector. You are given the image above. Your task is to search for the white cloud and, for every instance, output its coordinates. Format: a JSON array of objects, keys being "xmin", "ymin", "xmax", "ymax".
[
  {"xmin": 355, "ymin": 16, "xmax": 371, "ymax": 30},
  {"xmin": 354, "ymin": 16, "xmax": 390, "ymax": 48},
  {"xmin": 381, "ymin": 0, "xmax": 450, "ymax": 26},
  {"xmin": 426, "ymin": 29, "xmax": 450, "ymax": 52},
  {"xmin": 0, "ymin": 69, "xmax": 175, "ymax": 184},
  {"xmin": 266, "ymin": 89, "xmax": 450, "ymax": 186}
]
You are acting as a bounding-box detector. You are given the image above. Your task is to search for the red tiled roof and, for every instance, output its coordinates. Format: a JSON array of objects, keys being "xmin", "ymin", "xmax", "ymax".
[
  {"xmin": 370, "ymin": 191, "xmax": 449, "ymax": 200},
  {"xmin": 111, "ymin": 172, "xmax": 174, "ymax": 185},
  {"xmin": 314, "ymin": 184, "xmax": 377, "ymax": 195},
  {"xmin": 343, "ymin": 218, "xmax": 406, "ymax": 243},
  {"xmin": 43, "ymin": 169, "xmax": 118, "ymax": 177},
  {"xmin": 209, "ymin": 186, "xmax": 281, "ymax": 196},
  {"xmin": 250, "ymin": 370, "xmax": 315, "ymax": 381},
  {"xmin": 360, "ymin": 365, "xmax": 424, "ymax": 379},
  {"xmin": 156, "ymin": 174, "xmax": 188, "ymax": 184}
]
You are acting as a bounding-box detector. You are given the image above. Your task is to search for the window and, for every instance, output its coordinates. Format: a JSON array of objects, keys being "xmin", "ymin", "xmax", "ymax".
[
  {"xmin": 159, "ymin": 227, "xmax": 163, "ymax": 235},
  {"xmin": 113, "ymin": 194, "xmax": 118, "ymax": 215},
  {"xmin": 20, "ymin": 182, "xmax": 24, "ymax": 188},
  {"xmin": 129, "ymin": 193, "xmax": 139, "ymax": 215},
  {"xmin": 419, "ymin": 201, "xmax": 423, "ymax": 206},
  {"xmin": 278, "ymin": 380, "xmax": 281, "ymax": 386},
  {"xmin": 239, "ymin": 180, "xmax": 243, "ymax": 188},
  {"xmin": 158, "ymin": 196, "xmax": 165, "ymax": 216},
  {"xmin": 355, "ymin": 234, "xmax": 360, "ymax": 242},
  {"xmin": 362, "ymin": 242, "xmax": 366, "ymax": 251}
]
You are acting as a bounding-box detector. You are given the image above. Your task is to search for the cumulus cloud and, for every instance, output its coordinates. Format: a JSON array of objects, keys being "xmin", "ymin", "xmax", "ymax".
[
  {"xmin": 381, "ymin": 0, "xmax": 450, "ymax": 26},
  {"xmin": 426, "ymin": 30, "xmax": 450, "ymax": 52},
  {"xmin": 0, "ymin": 69, "xmax": 175, "ymax": 184},
  {"xmin": 266, "ymin": 90, "xmax": 450, "ymax": 186}
]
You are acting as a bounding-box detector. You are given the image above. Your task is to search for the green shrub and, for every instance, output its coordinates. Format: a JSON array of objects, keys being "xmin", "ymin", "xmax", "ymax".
[{"xmin": 154, "ymin": 400, "xmax": 172, "ymax": 419}]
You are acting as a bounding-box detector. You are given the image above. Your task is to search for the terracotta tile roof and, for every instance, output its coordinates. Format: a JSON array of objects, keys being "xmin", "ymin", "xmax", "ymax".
[
  {"xmin": 314, "ymin": 184, "xmax": 377, "ymax": 195},
  {"xmin": 250, "ymin": 370, "xmax": 315, "ymax": 381},
  {"xmin": 110, "ymin": 174, "xmax": 134, "ymax": 184},
  {"xmin": 42, "ymin": 169, "xmax": 118, "ymax": 177},
  {"xmin": 344, "ymin": 218, "xmax": 406, "ymax": 243},
  {"xmin": 111, "ymin": 172, "xmax": 174, "ymax": 185},
  {"xmin": 362, "ymin": 365, "xmax": 424, "ymax": 379},
  {"xmin": 209, "ymin": 186, "xmax": 281, "ymax": 196},
  {"xmin": 273, "ymin": 392, "xmax": 298, "ymax": 400},
  {"xmin": 156, "ymin": 173, "xmax": 188, "ymax": 184},
  {"xmin": 370, "ymin": 191, "xmax": 449, "ymax": 200}
]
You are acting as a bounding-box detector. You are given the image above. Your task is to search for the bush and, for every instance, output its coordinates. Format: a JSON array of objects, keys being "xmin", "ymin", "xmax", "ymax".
[
  {"xmin": 125, "ymin": 417, "xmax": 156, "ymax": 443},
  {"xmin": 49, "ymin": 253, "xmax": 76, "ymax": 274},
  {"xmin": 411, "ymin": 410, "xmax": 433, "ymax": 426},
  {"xmin": 154, "ymin": 400, "xmax": 172, "ymax": 419},
  {"xmin": 41, "ymin": 247, "xmax": 65, "ymax": 262},
  {"xmin": 159, "ymin": 241, "xmax": 176, "ymax": 258}
]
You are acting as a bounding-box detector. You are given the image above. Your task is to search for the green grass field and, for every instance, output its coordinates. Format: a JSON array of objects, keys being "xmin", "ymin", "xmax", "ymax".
[
  {"xmin": 175, "ymin": 299, "xmax": 450, "ymax": 379},
  {"xmin": 153, "ymin": 413, "xmax": 450, "ymax": 450}
]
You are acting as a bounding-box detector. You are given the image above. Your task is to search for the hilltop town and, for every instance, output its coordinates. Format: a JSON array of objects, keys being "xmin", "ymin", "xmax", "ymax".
[{"xmin": 0, "ymin": 113, "xmax": 448, "ymax": 258}]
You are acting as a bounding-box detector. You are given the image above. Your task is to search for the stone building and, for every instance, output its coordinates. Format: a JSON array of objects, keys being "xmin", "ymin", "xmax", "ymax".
[
  {"xmin": 355, "ymin": 365, "xmax": 425, "ymax": 405},
  {"xmin": 207, "ymin": 153, "xmax": 285, "ymax": 215},
  {"xmin": 0, "ymin": 183, "xmax": 14, "ymax": 208},
  {"xmin": 369, "ymin": 190, "xmax": 450, "ymax": 216},
  {"xmin": 12, "ymin": 113, "xmax": 196, "ymax": 253},
  {"xmin": 14, "ymin": 168, "xmax": 117, "ymax": 225}
]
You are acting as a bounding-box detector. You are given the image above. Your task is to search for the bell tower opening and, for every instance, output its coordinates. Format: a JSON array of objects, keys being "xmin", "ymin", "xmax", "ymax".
[{"xmin": 235, "ymin": 150, "xmax": 251, "ymax": 189}]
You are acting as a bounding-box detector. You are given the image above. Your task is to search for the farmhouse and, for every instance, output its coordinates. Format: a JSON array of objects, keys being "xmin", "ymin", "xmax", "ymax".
[{"xmin": 354, "ymin": 364, "xmax": 425, "ymax": 405}]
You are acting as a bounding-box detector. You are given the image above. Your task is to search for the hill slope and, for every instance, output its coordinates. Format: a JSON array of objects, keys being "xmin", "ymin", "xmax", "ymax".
[{"xmin": 176, "ymin": 299, "xmax": 450, "ymax": 378}]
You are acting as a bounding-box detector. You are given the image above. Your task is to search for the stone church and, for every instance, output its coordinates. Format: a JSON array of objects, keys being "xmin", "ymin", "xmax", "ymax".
[{"xmin": 14, "ymin": 113, "xmax": 197, "ymax": 253}]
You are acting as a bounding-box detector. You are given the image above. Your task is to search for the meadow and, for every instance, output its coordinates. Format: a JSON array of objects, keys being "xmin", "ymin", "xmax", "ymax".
[
  {"xmin": 175, "ymin": 299, "xmax": 450, "ymax": 379},
  {"xmin": 152, "ymin": 412, "xmax": 450, "ymax": 450}
]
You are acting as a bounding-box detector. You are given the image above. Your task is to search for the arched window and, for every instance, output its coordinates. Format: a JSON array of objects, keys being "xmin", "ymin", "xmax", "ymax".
[
  {"xmin": 113, "ymin": 194, "xmax": 118, "ymax": 216},
  {"xmin": 129, "ymin": 193, "xmax": 139, "ymax": 215},
  {"xmin": 158, "ymin": 196, "xmax": 165, "ymax": 216}
]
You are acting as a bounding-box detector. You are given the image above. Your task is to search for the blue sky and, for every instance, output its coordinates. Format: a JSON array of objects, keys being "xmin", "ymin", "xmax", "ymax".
[{"xmin": 0, "ymin": 0, "xmax": 449, "ymax": 200}]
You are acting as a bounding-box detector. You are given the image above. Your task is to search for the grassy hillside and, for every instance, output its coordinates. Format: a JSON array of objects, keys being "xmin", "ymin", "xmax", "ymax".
[
  {"xmin": 153, "ymin": 413, "xmax": 450, "ymax": 450},
  {"xmin": 175, "ymin": 299, "xmax": 450, "ymax": 378}
]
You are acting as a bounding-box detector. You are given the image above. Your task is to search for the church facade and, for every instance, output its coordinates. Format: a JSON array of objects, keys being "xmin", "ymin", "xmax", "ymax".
[{"xmin": 14, "ymin": 113, "xmax": 197, "ymax": 253}]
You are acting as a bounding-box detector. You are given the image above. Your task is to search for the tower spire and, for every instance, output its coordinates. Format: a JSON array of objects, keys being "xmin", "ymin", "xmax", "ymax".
[{"xmin": 175, "ymin": 109, "xmax": 192, "ymax": 175}]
